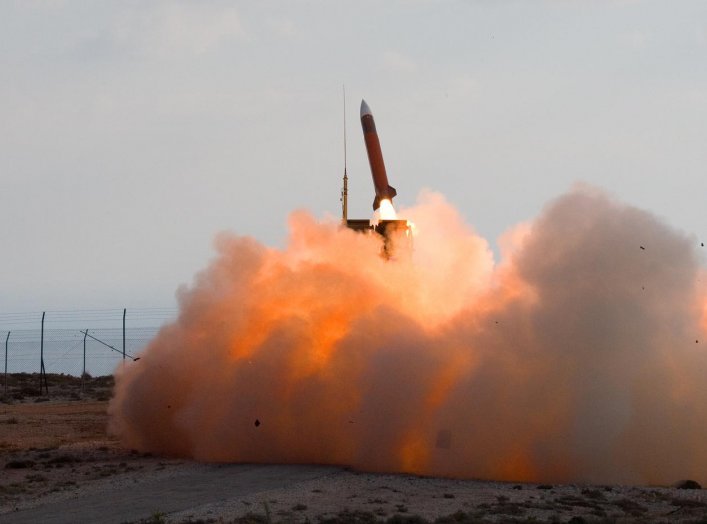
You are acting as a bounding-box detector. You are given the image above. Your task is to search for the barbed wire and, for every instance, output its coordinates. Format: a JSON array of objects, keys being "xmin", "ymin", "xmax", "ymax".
[{"xmin": 0, "ymin": 307, "xmax": 177, "ymax": 326}]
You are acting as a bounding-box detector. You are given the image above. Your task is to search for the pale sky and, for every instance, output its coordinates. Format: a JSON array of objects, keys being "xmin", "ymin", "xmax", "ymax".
[{"xmin": 2, "ymin": 0, "xmax": 706, "ymax": 313}]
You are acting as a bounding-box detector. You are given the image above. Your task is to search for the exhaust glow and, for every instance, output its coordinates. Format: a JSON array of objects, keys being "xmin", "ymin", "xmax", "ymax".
[{"xmin": 378, "ymin": 198, "xmax": 397, "ymax": 220}]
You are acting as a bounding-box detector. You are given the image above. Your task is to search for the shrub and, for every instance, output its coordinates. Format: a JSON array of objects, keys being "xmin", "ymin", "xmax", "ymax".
[{"xmin": 675, "ymin": 479, "xmax": 702, "ymax": 490}]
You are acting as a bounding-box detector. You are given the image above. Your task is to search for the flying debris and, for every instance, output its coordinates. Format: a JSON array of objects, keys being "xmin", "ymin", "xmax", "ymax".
[{"xmin": 360, "ymin": 99, "xmax": 397, "ymax": 212}]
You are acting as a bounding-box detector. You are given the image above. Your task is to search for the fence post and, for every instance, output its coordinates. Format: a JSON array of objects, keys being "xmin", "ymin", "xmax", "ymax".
[
  {"xmin": 123, "ymin": 308, "xmax": 126, "ymax": 363},
  {"xmin": 4, "ymin": 331, "xmax": 9, "ymax": 396},
  {"xmin": 82, "ymin": 329, "xmax": 87, "ymax": 393},
  {"xmin": 39, "ymin": 311, "xmax": 48, "ymax": 395}
]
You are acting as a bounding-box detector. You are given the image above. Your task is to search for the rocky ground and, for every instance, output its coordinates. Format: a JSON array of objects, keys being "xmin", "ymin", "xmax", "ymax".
[
  {"xmin": 1, "ymin": 374, "xmax": 707, "ymax": 523},
  {"xmin": 182, "ymin": 471, "xmax": 707, "ymax": 524}
]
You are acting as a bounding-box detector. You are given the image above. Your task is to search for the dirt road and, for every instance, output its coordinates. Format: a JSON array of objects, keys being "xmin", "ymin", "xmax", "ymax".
[{"xmin": 1, "ymin": 463, "xmax": 340, "ymax": 524}]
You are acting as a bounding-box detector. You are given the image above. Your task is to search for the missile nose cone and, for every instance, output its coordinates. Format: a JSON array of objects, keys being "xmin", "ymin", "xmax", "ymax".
[{"xmin": 360, "ymin": 99, "xmax": 372, "ymax": 118}]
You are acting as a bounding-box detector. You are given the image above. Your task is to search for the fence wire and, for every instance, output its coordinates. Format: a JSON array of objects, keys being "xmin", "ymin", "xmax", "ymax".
[{"xmin": 1, "ymin": 308, "xmax": 175, "ymax": 378}]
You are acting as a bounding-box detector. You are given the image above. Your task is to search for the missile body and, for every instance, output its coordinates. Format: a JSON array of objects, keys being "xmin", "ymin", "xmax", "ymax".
[{"xmin": 360, "ymin": 100, "xmax": 397, "ymax": 211}]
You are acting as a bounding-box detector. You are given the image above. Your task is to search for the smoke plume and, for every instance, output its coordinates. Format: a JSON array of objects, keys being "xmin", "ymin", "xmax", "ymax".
[{"xmin": 109, "ymin": 185, "xmax": 707, "ymax": 485}]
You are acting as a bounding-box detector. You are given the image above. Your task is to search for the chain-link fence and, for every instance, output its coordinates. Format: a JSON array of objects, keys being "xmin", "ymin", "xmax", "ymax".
[
  {"xmin": 1, "ymin": 308, "xmax": 175, "ymax": 398},
  {"xmin": 3, "ymin": 326, "xmax": 160, "ymax": 377}
]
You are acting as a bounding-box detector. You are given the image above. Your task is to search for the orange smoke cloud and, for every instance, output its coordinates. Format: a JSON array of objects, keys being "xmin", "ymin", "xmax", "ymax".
[{"xmin": 109, "ymin": 186, "xmax": 707, "ymax": 485}]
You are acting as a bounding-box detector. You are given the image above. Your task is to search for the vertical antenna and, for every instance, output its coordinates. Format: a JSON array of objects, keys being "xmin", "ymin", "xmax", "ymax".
[{"xmin": 341, "ymin": 85, "xmax": 348, "ymax": 223}]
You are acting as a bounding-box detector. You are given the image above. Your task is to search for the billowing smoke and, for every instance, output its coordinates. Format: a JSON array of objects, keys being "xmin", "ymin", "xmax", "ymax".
[{"xmin": 109, "ymin": 185, "xmax": 707, "ymax": 485}]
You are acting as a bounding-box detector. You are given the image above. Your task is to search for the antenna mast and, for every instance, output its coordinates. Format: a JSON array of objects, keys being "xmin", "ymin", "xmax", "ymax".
[{"xmin": 341, "ymin": 85, "xmax": 348, "ymax": 223}]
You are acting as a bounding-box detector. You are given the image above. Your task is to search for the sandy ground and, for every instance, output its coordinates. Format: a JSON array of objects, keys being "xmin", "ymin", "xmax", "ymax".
[
  {"xmin": 2, "ymin": 395, "xmax": 707, "ymax": 523},
  {"xmin": 0, "ymin": 399, "xmax": 190, "ymax": 516}
]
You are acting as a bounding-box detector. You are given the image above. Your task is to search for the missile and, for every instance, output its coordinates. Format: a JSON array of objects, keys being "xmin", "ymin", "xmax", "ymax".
[{"xmin": 360, "ymin": 99, "xmax": 397, "ymax": 211}]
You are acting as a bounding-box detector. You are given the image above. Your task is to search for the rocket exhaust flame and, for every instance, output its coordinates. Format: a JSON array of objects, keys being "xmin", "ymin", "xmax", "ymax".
[
  {"xmin": 377, "ymin": 199, "xmax": 397, "ymax": 221},
  {"xmin": 109, "ymin": 186, "xmax": 707, "ymax": 485}
]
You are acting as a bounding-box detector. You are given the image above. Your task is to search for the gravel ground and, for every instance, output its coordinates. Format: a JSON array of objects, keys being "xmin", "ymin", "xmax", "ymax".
[{"xmin": 169, "ymin": 469, "xmax": 707, "ymax": 523}]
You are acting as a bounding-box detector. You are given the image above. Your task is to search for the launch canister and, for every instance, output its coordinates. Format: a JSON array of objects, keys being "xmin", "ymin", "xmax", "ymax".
[{"xmin": 360, "ymin": 99, "xmax": 397, "ymax": 211}]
